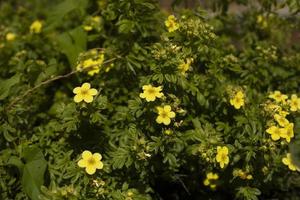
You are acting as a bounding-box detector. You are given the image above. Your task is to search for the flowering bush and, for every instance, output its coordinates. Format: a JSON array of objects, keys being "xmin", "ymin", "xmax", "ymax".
[{"xmin": 1, "ymin": 0, "xmax": 300, "ymax": 199}]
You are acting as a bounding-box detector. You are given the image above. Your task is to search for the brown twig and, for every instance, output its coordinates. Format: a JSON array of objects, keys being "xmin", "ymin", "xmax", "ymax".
[{"xmin": 5, "ymin": 57, "xmax": 118, "ymax": 111}]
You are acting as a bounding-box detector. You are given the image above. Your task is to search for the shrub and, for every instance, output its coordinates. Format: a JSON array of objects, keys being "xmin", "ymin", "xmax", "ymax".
[{"xmin": 1, "ymin": 0, "xmax": 300, "ymax": 199}]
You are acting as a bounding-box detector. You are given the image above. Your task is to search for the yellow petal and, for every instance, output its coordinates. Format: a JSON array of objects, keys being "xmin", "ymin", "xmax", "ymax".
[
  {"xmin": 156, "ymin": 116, "xmax": 164, "ymax": 124},
  {"xmin": 74, "ymin": 94, "xmax": 83, "ymax": 103},
  {"xmin": 86, "ymin": 166, "xmax": 96, "ymax": 175},
  {"xmin": 95, "ymin": 161, "xmax": 104, "ymax": 169},
  {"xmin": 82, "ymin": 150, "xmax": 92, "ymax": 159},
  {"xmin": 168, "ymin": 111, "xmax": 176, "ymax": 118},
  {"xmin": 83, "ymin": 95, "xmax": 93, "ymax": 103},
  {"xmin": 162, "ymin": 117, "xmax": 171, "ymax": 125},
  {"xmin": 156, "ymin": 106, "xmax": 164, "ymax": 113},
  {"xmin": 73, "ymin": 87, "xmax": 81, "ymax": 94},
  {"xmin": 93, "ymin": 153, "xmax": 102, "ymax": 161},
  {"xmin": 139, "ymin": 93, "xmax": 146, "ymax": 98},
  {"xmin": 82, "ymin": 83, "xmax": 91, "ymax": 90},
  {"xmin": 142, "ymin": 85, "xmax": 151, "ymax": 90},
  {"xmin": 88, "ymin": 88, "xmax": 98, "ymax": 96},
  {"xmin": 77, "ymin": 159, "xmax": 87, "ymax": 168},
  {"xmin": 203, "ymin": 179, "xmax": 210, "ymax": 186},
  {"xmin": 145, "ymin": 94, "xmax": 156, "ymax": 102},
  {"xmin": 164, "ymin": 105, "xmax": 171, "ymax": 112}
]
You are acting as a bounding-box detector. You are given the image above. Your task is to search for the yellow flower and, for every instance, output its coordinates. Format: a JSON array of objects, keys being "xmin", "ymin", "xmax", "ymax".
[
  {"xmin": 83, "ymin": 25, "xmax": 93, "ymax": 31},
  {"xmin": 281, "ymin": 123, "xmax": 294, "ymax": 143},
  {"xmin": 268, "ymin": 91, "xmax": 288, "ymax": 103},
  {"xmin": 139, "ymin": 85, "xmax": 163, "ymax": 102},
  {"xmin": 234, "ymin": 169, "xmax": 253, "ymax": 180},
  {"xmin": 203, "ymin": 172, "xmax": 219, "ymax": 189},
  {"xmin": 230, "ymin": 91, "xmax": 245, "ymax": 109},
  {"xmin": 289, "ymin": 94, "xmax": 300, "ymax": 112},
  {"xmin": 266, "ymin": 126, "xmax": 285, "ymax": 141},
  {"xmin": 216, "ymin": 146, "xmax": 229, "ymax": 168},
  {"xmin": 207, "ymin": 172, "xmax": 219, "ymax": 180},
  {"xmin": 178, "ymin": 58, "xmax": 193, "ymax": 75},
  {"xmin": 78, "ymin": 150, "xmax": 104, "ymax": 175},
  {"xmin": 156, "ymin": 105, "xmax": 176, "ymax": 125},
  {"xmin": 282, "ymin": 153, "xmax": 299, "ymax": 171},
  {"xmin": 92, "ymin": 16, "xmax": 101, "ymax": 23},
  {"xmin": 274, "ymin": 114, "xmax": 289, "ymax": 127},
  {"xmin": 77, "ymin": 54, "xmax": 104, "ymax": 76},
  {"xmin": 165, "ymin": 15, "xmax": 179, "ymax": 32},
  {"xmin": 278, "ymin": 110, "xmax": 289, "ymax": 117},
  {"xmin": 6, "ymin": 32, "xmax": 16, "ymax": 41},
  {"xmin": 73, "ymin": 83, "xmax": 98, "ymax": 103},
  {"xmin": 30, "ymin": 20, "xmax": 43, "ymax": 33}
]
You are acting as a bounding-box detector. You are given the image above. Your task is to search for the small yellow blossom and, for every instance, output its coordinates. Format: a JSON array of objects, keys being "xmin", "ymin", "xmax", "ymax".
[
  {"xmin": 92, "ymin": 16, "xmax": 101, "ymax": 23},
  {"xmin": 278, "ymin": 110, "xmax": 289, "ymax": 117},
  {"xmin": 156, "ymin": 105, "xmax": 176, "ymax": 125},
  {"xmin": 230, "ymin": 91, "xmax": 245, "ymax": 109},
  {"xmin": 203, "ymin": 172, "xmax": 219, "ymax": 189},
  {"xmin": 266, "ymin": 126, "xmax": 285, "ymax": 141},
  {"xmin": 282, "ymin": 153, "xmax": 299, "ymax": 171},
  {"xmin": 274, "ymin": 114, "xmax": 289, "ymax": 127},
  {"xmin": 77, "ymin": 54, "xmax": 104, "ymax": 76},
  {"xmin": 268, "ymin": 91, "xmax": 288, "ymax": 103},
  {"xmin": 6, "ymin": 32, "xmax": 16, "ymax": 41},
  {"xmin": 30, "ymin": 20, "xmax": 43, "ymax": 33},
  {"xmin": 233, "ymin": 169, "xmax": 253, "ymax": 180},
  {"xmin": 178, "ymin": 58, "xmax": 193, "ymax": 75},
  {"xmin": 84, "ymin": 25, "xmax": 93, "ymax": 31},
  {"xmin": 139, "ymin": 85, "xmax": 163, "ymax": 102},
  {"xmin": 78, "ymin": 150, "xmax": 103, "ymax": 175},
  {"xmin": 164, "ymin": 129, "xmax": 173, "ymax": 135},
  {"xmin": 281, "ymin": 123, "xmax": 294, "ymax": 143},
  {"xmin": 216, "ymin": 146, "xmax": 229, "ymax": 168},
  {"xmin": 73, "ymin": 83, "xmax": 98, "ymax": 103},
  {"xmin": 289, "ymin": 94, "xmax": 300, "ymax": 112},
  {"xmin": 257, "ymin": 15, "xmax": 268, "ymax": 28},
  {"xmin": 165, "ymin": 15, "xmax": 179, "ymax": 32}
]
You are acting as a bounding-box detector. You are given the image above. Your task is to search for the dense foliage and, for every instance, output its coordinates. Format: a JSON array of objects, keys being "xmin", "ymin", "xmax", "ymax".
[{"xmin": 1, "ymin": 0, "xmax": 300, "ymax": 199}]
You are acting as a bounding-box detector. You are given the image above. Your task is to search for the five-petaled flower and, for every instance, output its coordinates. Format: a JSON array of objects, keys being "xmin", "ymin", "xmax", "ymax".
[
  {"xmin": 266, "ymin": 126, "xmax": 286, "ymax": 141},
  {"xmin": 178, "ymin": 58, "xmax": 193, "ymax": 75},
  {"xmin": 289, "ymin": 94, "xmax": 300, "ymax": 112},
  {"xmin": 216, "ymin": 146, "xmax": 229, "ymax": 169},
  {"xmin": 156, "ymin": 105, "xmax": 176, "ymax": 125},
  {"xmin": 78, "ymin": 150, "xmax": 104, "ymax": 175},
  {"xmin": 30, "ymin": 20, "xmax": 43, "ymax": 34},
  {"xmin": 165, "ymin": 15, "xmax": 179, "ymax": 32},
  {"xmin": 73, "ymin": 83, "xmax": 98, "ymax": 103},
  {"xmin": 268, "ymin": 91, "xmax": 288, "ymax": 103},
  {"xmin": 139, "ymin": 85, "xmax": 163, "ymax": 102},
  {"xmin": 274, "ymin": 114, "xmax": 289, "ymax": 127},
  {"xmin": 230, "ymin": 91, "xmax": 245, "ymax": 109},
  {"xmin": 282, "ymin": 153, "xmax": 299, "ymax": 171},
  {"xmin": 77, "ymin": 54, "xmax": 104, "ymax": 76},
  {"xmin": 281, "ymin": 123, "xmax": 294, "ymax": 143}
]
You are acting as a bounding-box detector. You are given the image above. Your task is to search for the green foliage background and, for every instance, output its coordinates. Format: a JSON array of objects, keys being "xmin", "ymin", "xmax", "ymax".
[{"xmin": 0, "ymin": 0, "xmax": 300, "ymax": 199}]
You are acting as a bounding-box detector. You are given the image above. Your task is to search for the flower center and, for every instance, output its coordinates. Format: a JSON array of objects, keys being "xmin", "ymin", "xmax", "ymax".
[
  {"xmin": 147, "ymin": 88, "xmax": 155, "ymax": 94},
  {"xmin": 221, "ymin": 154, "xmax": 227, "ymax": 161},
  {"xmin": 81, "ymin": 89, "xmax": 89, "ymax": 95},
  {"xmin": 87, "ymin": 157, "xmax": 96, "ymax": 165},
  {"xmin": 160, "ymin": 111, "xmax": 168, "ymax": 118}
]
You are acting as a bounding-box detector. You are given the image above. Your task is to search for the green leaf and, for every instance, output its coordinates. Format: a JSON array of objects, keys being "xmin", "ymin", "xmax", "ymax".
[
  {"xmin": 0, "ymin": 74, "xmax": 21, "ymax": 100},
  {"xmin": 21, "ymin": 146, "xmax": 47, "ymax": 200},
  {"xmin": 46, "ymin": 0, "xmax": 88, "ymax": 30},
  {"xmin": 117, "ymin": 19, "xmax": 135, "ymax": 34},
  {"xmin": 56, "ymin": 26, "xmax": 87, "ymax": 66}
]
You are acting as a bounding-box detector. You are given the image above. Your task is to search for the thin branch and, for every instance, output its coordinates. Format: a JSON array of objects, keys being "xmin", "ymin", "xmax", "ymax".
[{"xmin": 5, "ymin": 57, "xmax": 118, "ymax": 111}]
